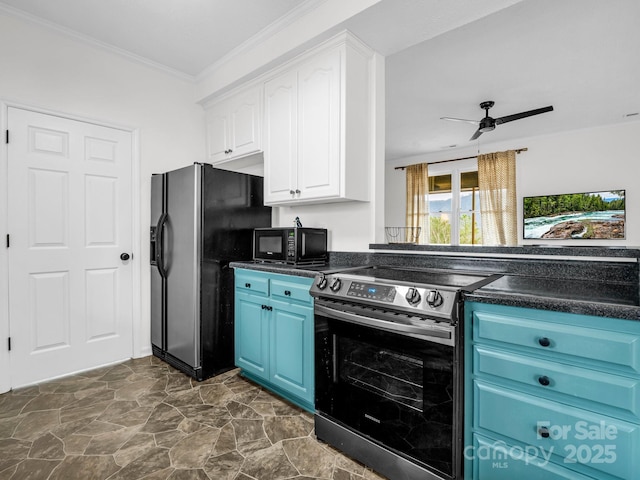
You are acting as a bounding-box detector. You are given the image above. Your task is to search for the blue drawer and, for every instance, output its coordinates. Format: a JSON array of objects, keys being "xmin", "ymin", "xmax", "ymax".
[
  {"xmin": 271, "ymin": 277, "xmax": 313, "ymax": 305},
  {"xmin": 473, "ymin": 310, "xmax": 640, "ymax": 375},
  {"xmin": 235, "ymin": 269, "xmax": 269, "ymax": 296},
  {"xmin": 475, "ymin": 381, "xmax": 640, "ymax": 480},
  {"xmin": 472, "ymin": 434, "xmax": 594, "ymax": 480},
  {"xmin": 474, "ymin": 346, "xmax": 640, "ymax": 422}
]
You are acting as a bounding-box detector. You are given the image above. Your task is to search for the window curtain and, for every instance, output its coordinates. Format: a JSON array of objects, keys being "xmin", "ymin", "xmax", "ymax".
[
  {"xmin": 406, "ymin": 163, "xmax": 429, "ymax": 244},
  {"xmin": 478, "ymin": 150, "xmax": 517, "ymax": 245}
]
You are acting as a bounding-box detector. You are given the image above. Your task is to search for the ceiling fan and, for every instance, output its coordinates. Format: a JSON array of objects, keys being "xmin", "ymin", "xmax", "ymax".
[{"xmin": 441, "ymin": 101, "xmax": 554, "ymax": 141}]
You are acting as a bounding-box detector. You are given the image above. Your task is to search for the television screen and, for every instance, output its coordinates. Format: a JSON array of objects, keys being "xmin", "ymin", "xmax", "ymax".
[{"xmin": 523, "ymin": 190, "xmax": 625, "ymax": 239}]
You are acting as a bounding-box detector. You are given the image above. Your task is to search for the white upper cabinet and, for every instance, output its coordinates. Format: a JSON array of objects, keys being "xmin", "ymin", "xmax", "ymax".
[
  {"xmin": 263, "ymin": 34, "xmax": 372, "ymax": 206},
  {"xmin": 205, "ymin": 85, "xmax": 262, "ymax": 164}
]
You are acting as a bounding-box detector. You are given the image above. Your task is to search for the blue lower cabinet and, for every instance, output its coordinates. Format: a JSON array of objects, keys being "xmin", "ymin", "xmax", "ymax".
[
  {"xmin": 234, "ymin": 269, "xmax": 314, "ymax": 412},
  {"xmin": 465, "ymin": 302, "xmax": 640, "ymax": 480}
]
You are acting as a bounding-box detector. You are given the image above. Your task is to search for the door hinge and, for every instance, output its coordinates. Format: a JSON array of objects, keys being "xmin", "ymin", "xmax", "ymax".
[
  {"xmin": 7, "ymin": 337, "xmax": 11, "ymax": 351},
  {"xmin": 5, "ymin": 130, "xmax": 8, "ymax": 144}
]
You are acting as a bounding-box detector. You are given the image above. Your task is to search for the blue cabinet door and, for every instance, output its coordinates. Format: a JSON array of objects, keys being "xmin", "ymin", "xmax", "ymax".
[
  {"xmin": 270, "ymin": 297, "xmax": 314, "ymax": 409},
  {"xmin": 234, "ymin": 291, "xmax": 269, "ymax": 381},
  {"xmin": 233, "ymin": 269, "xmax": 315, "ymax": 411}
]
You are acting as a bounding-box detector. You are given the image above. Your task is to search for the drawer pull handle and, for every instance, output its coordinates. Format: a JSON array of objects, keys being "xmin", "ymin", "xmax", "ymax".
[
  {"xmin": 538, "ymin": 375, "xmax": 551, "ymax": 386},
  {"xmin": 538, "ymin": 337, "xmax": 551, "ymax": 347},
  {"xmin": 538, "ymin": 426, "xmax": 550, "ymax": 438},
  {"xmin": 245, "ymin": 283, "xmax": 251, "ymax": 288},
  {"xmin": 284, "ymin": 290, "xmax": 291, "ymax": 296}
]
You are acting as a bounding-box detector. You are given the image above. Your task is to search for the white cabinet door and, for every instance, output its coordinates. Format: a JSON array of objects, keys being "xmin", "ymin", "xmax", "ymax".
[
  {"xmin": 229, "ymin": 88, "xmax": 261, "ymax": 158},
  {"xmin": 264, "ymin": 69, "xmax": 298, "ymax": 204},
  {"xmin": 206, "ymin": 110, "xmax": 229, "ymax": 162},
  {"xmin": 298, "ymin": 49, "xmax": 341, "ymax": 200},
  {"xmin": 205, "ymin": 86, "xmax": 262, "ymax": 164}
]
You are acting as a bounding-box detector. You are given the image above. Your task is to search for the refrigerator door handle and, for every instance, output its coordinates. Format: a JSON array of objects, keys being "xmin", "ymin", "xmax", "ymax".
[{"xmin": 156, "ymin": 212, "xmax": 168, "ymax": 279}]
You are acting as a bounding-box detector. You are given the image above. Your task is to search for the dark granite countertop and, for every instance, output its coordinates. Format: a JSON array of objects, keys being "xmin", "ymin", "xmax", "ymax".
[
  {"xmin": 231, "ymin": 258, "xmax": 640, "ymax": 321},
  {"xmin": 465, "ymin": 274, "xmax": 640, "ymax": 320},
  {"xmin": 229, "ymin": 261, "xmax": 352, "ymax": 279}
]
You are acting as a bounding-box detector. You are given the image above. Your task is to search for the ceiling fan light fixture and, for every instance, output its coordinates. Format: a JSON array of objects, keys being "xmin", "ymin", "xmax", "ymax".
[{"xmin": 442, "ymin": 100, "xmax": 554, "ymax": 141}]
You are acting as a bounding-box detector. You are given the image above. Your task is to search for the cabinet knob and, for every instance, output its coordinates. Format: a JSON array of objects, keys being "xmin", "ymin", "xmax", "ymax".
[
  {"xmin": 538, "ymin": 426, "xmax": 550, "ymax": 438},
  {"xmin": 289, "ymin": 190, "xmax": 295, "ymax": 195},
  {"xmin": 295, "ymin": 189, "xmax": 301, "ymax": 194},
  {"xmin": 284, "ymin": 290, "xmax": 291, "ymax": 296},
  {"xmin": 245, "ymin": 283, "xmax": 251, "ymax": 288},
  {"xmin": 538, "ymin": 375, "xmax": 551, "ymax": 386},
  {"xmin": 538, "ymin": 337, "xmax": 551, "ymax": 347}
]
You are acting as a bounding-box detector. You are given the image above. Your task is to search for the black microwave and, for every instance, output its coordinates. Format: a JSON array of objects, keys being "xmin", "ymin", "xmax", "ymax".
[{"xmin": 253, "ymin": 228, "xmax": 327, "ymax": 265}]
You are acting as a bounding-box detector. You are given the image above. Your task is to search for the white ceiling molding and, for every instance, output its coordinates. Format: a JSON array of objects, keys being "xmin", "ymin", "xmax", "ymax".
[
  {"xmin": 195, "ymin": 0, "xmax": 329, "ymax": 82},
  {"xmin": 0, "ymin": 2, "xmax": 195, "ymax": 82}
]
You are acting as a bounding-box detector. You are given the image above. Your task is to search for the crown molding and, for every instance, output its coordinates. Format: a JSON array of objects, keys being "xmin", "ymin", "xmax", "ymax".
[
  {"xmin": 195, "ymin": 0, "xmax": 329, "ymax": 82},
  {"xmin": 0, "ymin": 2, "xmax": 196, "ymax": 82},
  {"xmin": 1, "ymin": 0, "xmax": 330, "ymax": 85}
]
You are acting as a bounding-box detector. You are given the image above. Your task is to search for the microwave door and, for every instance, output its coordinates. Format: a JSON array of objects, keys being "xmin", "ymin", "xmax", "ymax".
[{"xmin": 257, "ymin": 233, "xmax": 285, "ymax": 261}]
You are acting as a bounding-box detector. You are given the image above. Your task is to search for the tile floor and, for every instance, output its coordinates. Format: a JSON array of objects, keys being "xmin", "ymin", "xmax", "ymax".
[{"xmin": 0, "ymin": 356, "xmax": 387, "ymax": 480}]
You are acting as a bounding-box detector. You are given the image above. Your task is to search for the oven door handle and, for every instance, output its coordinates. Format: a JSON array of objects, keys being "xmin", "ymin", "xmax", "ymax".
[{"xmin": 315, "ymin": 303, "xmax": 453, "ymax": 344}]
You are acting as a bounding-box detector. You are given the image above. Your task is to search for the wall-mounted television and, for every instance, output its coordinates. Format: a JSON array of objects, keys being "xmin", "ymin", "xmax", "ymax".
[{"xmin": 523, "ymin": 190, "xmax": 625, "ymax": 239}]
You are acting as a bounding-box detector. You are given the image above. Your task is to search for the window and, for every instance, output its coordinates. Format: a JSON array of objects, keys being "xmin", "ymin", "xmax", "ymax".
[
  {"xmin": 426, "ymin": 159, "xmax": 482, "ymax": 246},
  {"xmin": 459, "ymin": 171, "xmax": 482, "ymax": 245}
]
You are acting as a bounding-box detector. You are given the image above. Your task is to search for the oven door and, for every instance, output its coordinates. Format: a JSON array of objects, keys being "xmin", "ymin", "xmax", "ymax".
[{"xmin": 315, "ymin": 301, "xmax": 459, "ymax": 479}]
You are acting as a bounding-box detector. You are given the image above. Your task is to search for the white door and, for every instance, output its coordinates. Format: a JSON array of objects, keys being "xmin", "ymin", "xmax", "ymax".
[{"xmin": 7, "ymin": 107, "xmax": 133, "ymax": 388}]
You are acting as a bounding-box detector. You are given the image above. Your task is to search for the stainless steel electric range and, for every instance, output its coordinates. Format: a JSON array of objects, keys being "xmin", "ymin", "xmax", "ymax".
[{"xmin": 310, "ymin": 265, "xmax": 500, "ymax": 480}]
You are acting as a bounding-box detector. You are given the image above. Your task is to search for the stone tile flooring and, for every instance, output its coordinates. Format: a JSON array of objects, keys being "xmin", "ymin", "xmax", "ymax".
[{"xmin": 0, "ymin": 356, "xmax": 387, "ymax": 480}]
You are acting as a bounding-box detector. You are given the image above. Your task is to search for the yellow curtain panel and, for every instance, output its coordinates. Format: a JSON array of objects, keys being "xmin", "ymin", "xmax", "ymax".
[
  {"xmin": 478, "ymin": 150, "xmax": 517, "ymax": 245},
  {"xmin": 405, "ymin": 163, "xmax": 429, "ymax": 244}
]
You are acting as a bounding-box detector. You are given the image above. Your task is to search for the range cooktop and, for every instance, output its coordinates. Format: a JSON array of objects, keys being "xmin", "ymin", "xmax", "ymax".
[
  {"xmin": 338, "ymin": 265, "xmax": 497, "ymax": 290},
  {"xmin": 310, "ymin": 265, "xmax": 502, "ymax": 320}
]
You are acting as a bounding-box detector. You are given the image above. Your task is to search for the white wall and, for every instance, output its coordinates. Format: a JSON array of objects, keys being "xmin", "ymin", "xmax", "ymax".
[
  {"xmin": 0, "ymin": 12, "xmax": 207, "ymax": 367},
  {"xmin": 386, "ymin": 121, "xmax": 640, "ymax": 246}
]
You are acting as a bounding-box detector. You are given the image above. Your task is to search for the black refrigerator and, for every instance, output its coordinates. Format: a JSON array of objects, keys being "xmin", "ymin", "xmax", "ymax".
[{"xmin": 150, "ymin": 163, "xmax": 271, "ymax": 380}]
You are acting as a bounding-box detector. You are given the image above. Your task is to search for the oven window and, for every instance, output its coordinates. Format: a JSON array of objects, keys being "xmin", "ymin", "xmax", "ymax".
[
  {"xmin": 258, "ymin": 236, "xmax": 282, "ymax": 253},
  {"xmin": 339, "ymin": 339, "xmax": 426, "ymax": 411}
]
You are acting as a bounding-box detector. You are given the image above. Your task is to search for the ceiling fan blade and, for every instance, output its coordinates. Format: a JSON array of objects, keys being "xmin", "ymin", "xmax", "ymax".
[
  {"xmin": 469, "ymin": 128, "xmax": 483, "ymax": 141},
  {"xmin": 495, "ymin": 106, "xmax": 554, "ymax": 125},
  {"xmin": 441, "ymin": 116, "xmax": 479, "ymax": 125}
]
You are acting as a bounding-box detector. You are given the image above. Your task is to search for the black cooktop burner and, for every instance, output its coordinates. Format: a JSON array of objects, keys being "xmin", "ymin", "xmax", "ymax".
[{"xmin": 343, "ymin": 266, "xmax": 497, "ymax": 290}]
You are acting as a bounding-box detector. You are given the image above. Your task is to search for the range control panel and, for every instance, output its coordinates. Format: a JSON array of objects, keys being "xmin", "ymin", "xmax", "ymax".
[
  {"xmin": 347, "ymin": 282, "xmax": 396, "ymax": 302},
  {"xmin": 310, "ymin": 273, "xmax": 459, "ymax": 320}
]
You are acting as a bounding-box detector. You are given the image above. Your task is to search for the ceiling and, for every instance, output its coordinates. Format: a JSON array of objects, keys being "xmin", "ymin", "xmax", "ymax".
[
  {"xmin": 1, "ymin": 0, "xmax": 638, "ymax": 160},
  {"xmin": 381, "ymin": 0, "xmax": 640, "ymax": 159}
]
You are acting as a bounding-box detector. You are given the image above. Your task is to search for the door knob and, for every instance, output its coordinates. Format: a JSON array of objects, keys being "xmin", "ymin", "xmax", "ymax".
[{"xmin": 120, "ymin": 253, "xmax": 131, "ymax": 261}]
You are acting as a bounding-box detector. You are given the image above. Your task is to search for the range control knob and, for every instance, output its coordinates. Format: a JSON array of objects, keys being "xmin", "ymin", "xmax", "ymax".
[
  {"xmin": 426, "ymin": 290, "xmax": 443, "ymax": 308},
  {"xmin": 316, "ymin": 275, "xmax": 328, "ymax": 290},
  {"xmin": 329, "ymin": 278, "xmax": 342, "ymax": 292},
  {"xmin": 405, "ymin": 287, "xmax": 421, "ymax": 305}
]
